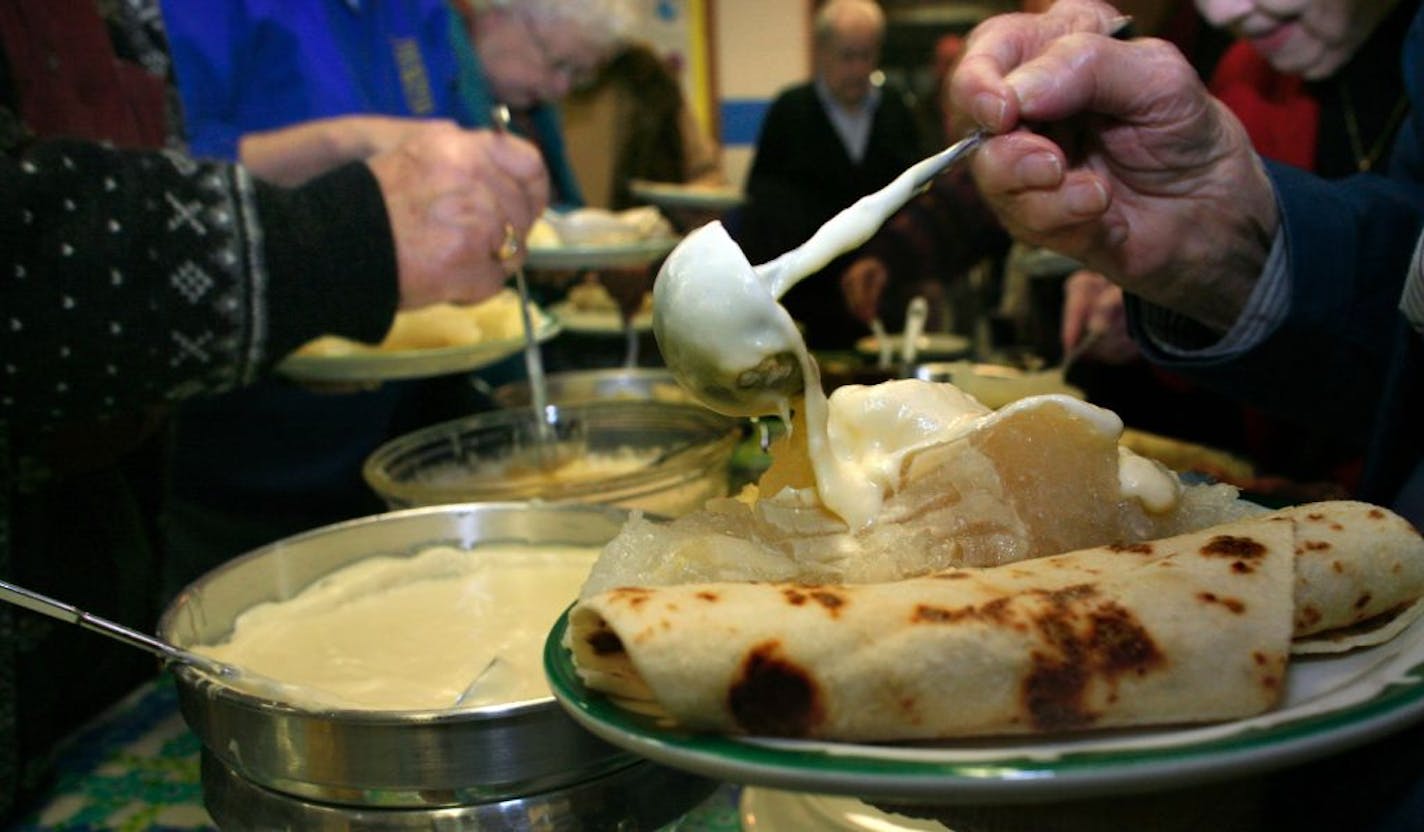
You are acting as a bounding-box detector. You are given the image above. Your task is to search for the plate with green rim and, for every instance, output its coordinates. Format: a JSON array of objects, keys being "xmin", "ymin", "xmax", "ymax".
[
  {"xmin": 628, "ymin": 180, "xmax": 745, "ymax": 212},
  {"xmin": 544, "ymin": 606, "xmax": 1424, "ymax": 804}
]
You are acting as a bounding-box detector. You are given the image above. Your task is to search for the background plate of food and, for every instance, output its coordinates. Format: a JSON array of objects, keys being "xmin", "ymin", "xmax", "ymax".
[
  {"xmin": 628, "ymin": 179, "xmax": 746, "ymax": 212},
  {"xmin": 525, "ymin": 206, "xmax": 679, "ymax": 271},
  {"xmin": 278, "ymin": 289, "xmax": 559, "ymax": 382},
  {"xmin": 549, "ymin": 277, "xmax": 654, "ymax": 334},
  {"xmin": 545, "ymin": 596, "xmax": 1424, "ymax": 804}
]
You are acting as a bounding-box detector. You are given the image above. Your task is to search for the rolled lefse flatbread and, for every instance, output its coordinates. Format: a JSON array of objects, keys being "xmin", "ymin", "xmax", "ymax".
[
  {"xmin": 566, "ymin": 502, "xmax": 1424, "ymax": 741},
  {"xmin": 1281, "ymin": 501, "xmax": 1424, "ymax": 653}
]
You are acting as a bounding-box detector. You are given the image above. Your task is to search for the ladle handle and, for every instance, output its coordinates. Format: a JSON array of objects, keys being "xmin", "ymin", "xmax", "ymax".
[
  {"xmin": 0, "ymin": 578, "xmax": 231, "ymax": 677},
  {"xmin": 755, "ymin": 129, "xmax": 985, "ymax": 299}
]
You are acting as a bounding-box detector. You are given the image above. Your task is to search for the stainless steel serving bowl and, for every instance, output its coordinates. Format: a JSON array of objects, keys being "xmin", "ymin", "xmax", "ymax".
[
  {"xmin": 200, "ymin": 750, "xmax": 715, "ymax": 831},
  {"xmin": 363, "ymin": 400, "xmax": 741, "ymax": 517},
  {"xmin": 158, "ymin": 502, "xmax": 699, "ymax": 811},
  {"xmin": 491, "ymin": 367, "xmax": 693, "ymax": 408}
]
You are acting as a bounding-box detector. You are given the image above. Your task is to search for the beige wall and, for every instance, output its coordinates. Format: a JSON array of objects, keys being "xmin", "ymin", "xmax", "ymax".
[{"xmin": 711, "ymin": 0, "xmax": 811, "ymax": 188}]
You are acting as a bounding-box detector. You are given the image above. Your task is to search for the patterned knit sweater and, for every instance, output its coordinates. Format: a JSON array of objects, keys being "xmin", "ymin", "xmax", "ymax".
[{"xmin": 0, "ymin": 0, "xmax": 398, "ymax": 817}]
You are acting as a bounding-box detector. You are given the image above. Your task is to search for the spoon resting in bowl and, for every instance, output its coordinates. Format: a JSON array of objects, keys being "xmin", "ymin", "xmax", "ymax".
[{"xmin": 652, "ymin": 130, "xmax": 985, "ymax": 417}]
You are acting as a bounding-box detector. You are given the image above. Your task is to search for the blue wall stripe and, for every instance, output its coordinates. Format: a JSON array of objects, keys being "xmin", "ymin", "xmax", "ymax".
[{"xmin": 720, "ymin": 98, "xmax": 770, "ymax": 146}]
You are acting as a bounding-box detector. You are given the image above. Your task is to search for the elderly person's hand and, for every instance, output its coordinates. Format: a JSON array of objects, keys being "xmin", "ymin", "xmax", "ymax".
[
  {"xmin": 366, "ymin": 122, "xmax": 549, "ymax": 309},
  {"xmin": 949, "ymin": 0, "xmax": 1279, "ymax": 332},
  {"xmin": 1060, "ymin": 269, "xmax": 1140, "ymax": 364},
  {"xmin": 240, "ymin": 115, "xmax": 448, "ymax": 187},
  {"xmin": 840, "ymin": 256, "xmax": 890, "ymax": 324}
]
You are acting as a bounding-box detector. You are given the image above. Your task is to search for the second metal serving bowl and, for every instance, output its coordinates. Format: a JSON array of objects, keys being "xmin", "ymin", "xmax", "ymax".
[
  {"xmin": 158, "ymin": 502, "xmax": 672, "ymax": 809},
  {"xmin": 490, "ymin": 367, "xmax": 693, "ymax": 408},
  {"xmin": 363, "ymin": 399, "xmax": 742, "ymax": 517}
]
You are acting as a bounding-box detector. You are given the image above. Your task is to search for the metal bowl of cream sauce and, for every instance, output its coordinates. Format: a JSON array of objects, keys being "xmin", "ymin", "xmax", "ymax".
[{"xmin": 158, "ymin": 502, "xmax": 712, "ymax": 815}]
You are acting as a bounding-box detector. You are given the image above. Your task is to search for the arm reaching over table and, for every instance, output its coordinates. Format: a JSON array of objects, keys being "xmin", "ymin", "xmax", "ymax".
[{"xmin": 948, "ymin": 0, "xmax": 1277, "ymax": 333}]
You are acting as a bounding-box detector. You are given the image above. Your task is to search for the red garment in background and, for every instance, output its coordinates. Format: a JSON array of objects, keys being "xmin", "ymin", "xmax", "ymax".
[
  {"xmin": 1208, "ymin": 40, "xmax": 1320, "ymax": 171},
  {"xmin": 0, "ymin": 0, "xmax": 167, "ymax": 147},
  {"xmin": 0, "ymin": 0, "xmax": 171, "ymax": 475}
]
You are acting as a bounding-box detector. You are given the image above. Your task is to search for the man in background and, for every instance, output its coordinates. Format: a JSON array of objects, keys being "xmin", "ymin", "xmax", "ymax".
[{"xmin": 735, "ymin": 0, "xmax": 921, "ymax": 349}]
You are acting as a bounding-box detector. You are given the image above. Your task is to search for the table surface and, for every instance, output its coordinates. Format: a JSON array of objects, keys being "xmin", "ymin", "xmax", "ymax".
[{"xmin": 5, "ymin": 675, "xmax": 744, "ymax": 832}]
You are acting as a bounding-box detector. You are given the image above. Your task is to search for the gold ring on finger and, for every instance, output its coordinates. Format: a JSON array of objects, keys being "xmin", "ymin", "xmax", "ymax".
[{"xmin": 497, "ymin": 223, "xmax": 521, "ymax": 262}]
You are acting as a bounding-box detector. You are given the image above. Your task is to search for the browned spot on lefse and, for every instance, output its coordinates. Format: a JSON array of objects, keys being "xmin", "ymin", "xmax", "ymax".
[
  {"xmin": 912, "ymin": 596, "xmax": 1013, "ymax": 627},
  {"xmin": 810, "ymin": 590, "xmax": 846, "ymax": 615},
  {"xmin": 782, "ymin": 588, "xmax": 807, "ymax": 606},
  {"xmin": 609, "ymin": 587, "xmax": 654, "ymax": 610},
  {"xmin": 728, "ymin": 641, "xmax": 823, "ymax": 737},
  {"xmin": 1090, "ymin": 603, "xmax": 1165, "ymax": 674},
  {"xmin": 1231, "ymin": 560, "xmax": 1255, "ymax": 574},
  {"xmin": 695, "ymin": 591, "xmax": 720, "ymax": 602},
  {"xmin": 1302, "ymin": 540, "xmax": 1331, "ymax": 551},
  {"xmin": 1196, "ymin": 592, "xmax": 1246, "ymax": 614},
  {"xmin": 1107, "ymin": 542, "xmax": 1153, "ymax": 554},
  {"xmin": 1355, "ymin": 593, "xmax": 1374, "ymax": 610},
  {"xmin": 1201, "ymin": 535, "xmax": 1267, "ymax": 559},
  {"xmin": 1020, "ymin": 585, "xmax": 1164, "ymax": 731}
]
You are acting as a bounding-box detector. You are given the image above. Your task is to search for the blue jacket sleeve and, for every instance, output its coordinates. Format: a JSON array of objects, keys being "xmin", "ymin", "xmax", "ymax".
[
  {"xmin": 159, "ymin": 0, "xmax": 252, "ymax": 160},
  {"xmin": 1133, "ymin": 162, "xmax": 1424, "ymax": 443}
]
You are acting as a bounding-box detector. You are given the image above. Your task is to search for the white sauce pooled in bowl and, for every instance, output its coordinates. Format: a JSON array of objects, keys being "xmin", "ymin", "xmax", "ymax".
[{"xmin": 194, "ymin": 544, "xmax": 598, "ymax": 711}]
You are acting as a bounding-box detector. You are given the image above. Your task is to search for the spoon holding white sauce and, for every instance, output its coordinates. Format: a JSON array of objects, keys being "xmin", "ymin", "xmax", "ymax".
[{"xmin": 652, "ymin": 130, "xmax": 984, "ymax": 417}]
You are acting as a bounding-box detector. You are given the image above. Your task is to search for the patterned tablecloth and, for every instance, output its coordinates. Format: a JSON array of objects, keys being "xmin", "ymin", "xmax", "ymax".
[{"xmin": 5, "ymin": 676, "xmax": 743, "ymax": 832}]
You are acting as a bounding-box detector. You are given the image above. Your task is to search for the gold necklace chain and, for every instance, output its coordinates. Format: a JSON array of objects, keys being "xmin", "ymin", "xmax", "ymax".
[{"xmin": 1341, "ymin": 82, "xmax": 1411, "ymax": 173}]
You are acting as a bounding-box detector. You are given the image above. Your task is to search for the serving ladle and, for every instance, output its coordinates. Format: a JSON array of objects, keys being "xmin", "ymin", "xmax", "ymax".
[{"xmin": 652, "ymin": 130, "xmax": 985, "ymax": 417}]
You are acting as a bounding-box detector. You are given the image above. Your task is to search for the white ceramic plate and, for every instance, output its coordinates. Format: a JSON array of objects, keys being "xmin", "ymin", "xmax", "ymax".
[
  {"xmin": 629, "ymin": 180, "xmax": 745, "ymax": 211},
  {"xmin": 545, "ymin": 607, "xmax": 1424, "ymax": 805},
  {"xmin": 739, "ymin": 788, "xmax": 950, "ymax": 831},
  {"xmin": 548, "ymin": 301, "xmax": 653, "ymax": 335},
  {"xmin": 276, "ymin": 317, "xmax": 560, "ymax": 382},
  {"xmin": 526, "ymin": 237, "xmax": 679, "ymax": 271}
]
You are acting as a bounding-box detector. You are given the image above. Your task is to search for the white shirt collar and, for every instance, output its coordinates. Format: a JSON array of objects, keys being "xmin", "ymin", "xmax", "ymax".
[{"xmin": 814, "ymin": 78, "xmax": 881, "ymax": 164}]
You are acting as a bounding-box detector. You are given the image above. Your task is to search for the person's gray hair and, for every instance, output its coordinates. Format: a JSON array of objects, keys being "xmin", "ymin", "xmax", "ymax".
[
  {"xmin": 466, "ymin": 0, "xmax": 634, "ymax": 54},
  {"xmin": 814, "ymin": 0, "xmax": 886, "ymax": 46}
]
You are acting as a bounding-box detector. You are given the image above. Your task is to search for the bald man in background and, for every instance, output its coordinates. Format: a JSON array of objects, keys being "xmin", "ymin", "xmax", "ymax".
[{"xmin": 734, "ymin": 0, "xmax": 922, "ymax": 350}]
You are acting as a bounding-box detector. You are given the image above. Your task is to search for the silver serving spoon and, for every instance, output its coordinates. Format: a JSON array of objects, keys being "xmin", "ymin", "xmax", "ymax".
[
  {"xmin": 0, "ymin": 578, "xmax": 357, "ymax": 706},
  {"xmin": 491, "ymin": 104, "xmax": 563, "ymax": 464},
  {"xmin": 0, "ymin": 578, "xmax": 237, "ymax": 680},
  {"xmin": 653, "ymin": 130, "xmax": 985, "ymax": 417}
]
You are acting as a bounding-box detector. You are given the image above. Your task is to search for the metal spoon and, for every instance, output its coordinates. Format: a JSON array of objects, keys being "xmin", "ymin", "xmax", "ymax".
[
  {"xmin": 870, "ymin": 317, "xmax": 893, "ymax": 370},
  {"xmin": 1056, "ymin": 326, "xmax": 1106, "ymax": 377},
  {"xmin": 490, "ymin": 104, "xmax": 564, "ymax": 464},
  {"xmin": 0, "ymin": 578, "xmax": 237, "ymax": 680},
  {"xmin": 899, "ymin": 296, "xmax": 929, "ymax": 375},
  {"xmin": 653, "ymin": 131, "xmax": 985, "ymax": 416}
]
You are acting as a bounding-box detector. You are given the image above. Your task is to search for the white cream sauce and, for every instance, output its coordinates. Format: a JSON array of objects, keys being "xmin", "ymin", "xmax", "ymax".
[
  {"xmin": 654, "ymin": 154, "xmax": 1178, "ymax": 532},
  {"xmin": 1117, "ymin": 446, "xmax": 1184, "ymax": 514},
  {"xmin": 194, "ymin": 544, "xmax": 598, "ymax": 711}
]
